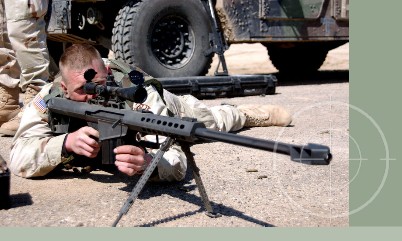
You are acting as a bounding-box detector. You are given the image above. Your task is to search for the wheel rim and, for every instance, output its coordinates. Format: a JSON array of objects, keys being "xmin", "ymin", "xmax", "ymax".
[{"xmin": 150, "ymin": 15, "xmax": 194, "ymax": 69}]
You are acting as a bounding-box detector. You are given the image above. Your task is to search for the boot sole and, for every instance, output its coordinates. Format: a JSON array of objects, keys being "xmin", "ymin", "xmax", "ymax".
[{"xmin": 0, "ymin": 128, "xmax": 16, "ymax": 137}]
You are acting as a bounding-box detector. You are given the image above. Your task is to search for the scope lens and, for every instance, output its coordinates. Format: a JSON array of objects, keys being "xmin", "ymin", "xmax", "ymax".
[
  {"xmin": 134, "ymin": 87, "xmax": 148, "ymax": 103},
  {"xmin": 128, "ymin": 70, "xmax": 144, "ymax": 85},
  {"xmin": 84, "ymin": 69, "xmax": 97, "ymax": 82}
]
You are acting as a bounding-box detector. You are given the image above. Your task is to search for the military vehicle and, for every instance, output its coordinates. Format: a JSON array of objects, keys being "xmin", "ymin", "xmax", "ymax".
[{"xmin": 46, "ymin": 0, "xmax": 349, "ymax": 78}]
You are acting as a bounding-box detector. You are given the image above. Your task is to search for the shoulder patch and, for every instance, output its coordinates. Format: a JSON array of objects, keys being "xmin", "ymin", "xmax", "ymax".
[{"xmin": 33, "ymin": 94, "xmax": 47, "ymax": 113}]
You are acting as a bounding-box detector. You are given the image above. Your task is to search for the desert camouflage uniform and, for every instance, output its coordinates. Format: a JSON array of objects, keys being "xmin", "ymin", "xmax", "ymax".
[
  {"xmin": 9, "ymin": 80, "xmax": 246, "ymax": 180},
  {"xmin": 2, "ymin": 0, "xmax": 49, "ymax": 91},
  {"xmin": 0, "ymin": 0, "xmax": 20, "ymax": 89},
  {"xmin": 0, "ymin": 0, "xmax": 50, "ymax": 135},
  {"xmin": 140, "ymin": 88, "xmax": 246, "ymax": 181}
]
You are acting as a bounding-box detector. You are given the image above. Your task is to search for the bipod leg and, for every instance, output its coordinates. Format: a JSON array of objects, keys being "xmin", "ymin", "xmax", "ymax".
[
  {"xmin": 112, "ymin": 137, "xmax": 174, "ymax": 227},
  {"xmin": 180, "ymin": 143, "xmax": 221, "ymax": 218}
]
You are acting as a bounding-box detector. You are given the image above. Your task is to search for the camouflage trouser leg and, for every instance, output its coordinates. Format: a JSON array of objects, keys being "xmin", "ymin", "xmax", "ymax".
[
  {"xmin": 0, "ymin": 0, "xmax": 20, "ymax": 89},
  {"xmin": 163, "ymin": 90, "xmax": 246, "ymax": 132},
  {"xmin": 151, "ymin": 90, "xmax": 246, "ymax": 181},
  {"xmin": 4, "ymin": 0, "xmax": 49, "ymax": 91}
]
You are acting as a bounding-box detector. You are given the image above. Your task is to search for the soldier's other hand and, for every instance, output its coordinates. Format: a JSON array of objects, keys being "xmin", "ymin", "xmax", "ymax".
[
  {"xmin": 65, "ymin": 126, "xmax": 100, "ymax": 158},
  {"xmin": 114, "ymin": 145, "xmax": 148, "ymax": 176}
]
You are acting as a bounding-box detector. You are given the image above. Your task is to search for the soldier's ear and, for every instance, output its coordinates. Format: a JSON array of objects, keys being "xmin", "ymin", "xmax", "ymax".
[{"xmin": 60, "ymin": 80, "xmax": 69, "ymax": 97}]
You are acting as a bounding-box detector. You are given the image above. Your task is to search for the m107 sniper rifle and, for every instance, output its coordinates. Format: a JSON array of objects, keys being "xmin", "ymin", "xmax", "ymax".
[{"xmin": 47, "ymin": 69, "xmax": 332, "ymax": 226}]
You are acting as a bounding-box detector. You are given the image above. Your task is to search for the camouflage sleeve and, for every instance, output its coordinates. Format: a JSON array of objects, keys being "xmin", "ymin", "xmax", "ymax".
[
  {"xmin": 132, "ymin": 85, "xmax": 189, "ymax": 181},
  {"xmin": 9, "ymin": 83, "xmax": 66, "ymax": 178},
  {"xmin": 132, "ymin": 84, "xmax": 171, "ymax": 116}
]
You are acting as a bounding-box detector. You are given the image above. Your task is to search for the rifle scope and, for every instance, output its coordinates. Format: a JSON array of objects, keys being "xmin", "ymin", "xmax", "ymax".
[
  {"xmin": 83, "ymin": 69, "xmax": 148, "ymax": 103},
  {"xmin": 84, "ymin": 83, "xmax": 147, "ymax": 103}
]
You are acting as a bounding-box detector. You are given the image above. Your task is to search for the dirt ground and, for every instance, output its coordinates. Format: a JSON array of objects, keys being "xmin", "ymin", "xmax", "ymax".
[{"xmin": 0, "ymin": 43, "xmax": 349, "ymax": 227}]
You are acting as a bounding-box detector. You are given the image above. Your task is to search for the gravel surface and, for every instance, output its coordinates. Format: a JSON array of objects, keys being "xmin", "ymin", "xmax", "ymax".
[{"xmin": 0, "ymin": 43, "xmax": 349, "ymax": 227}]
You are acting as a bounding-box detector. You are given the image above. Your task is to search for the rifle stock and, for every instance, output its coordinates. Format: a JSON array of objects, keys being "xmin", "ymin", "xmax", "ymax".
[{"xmin": 47, "ymin": 97, "xmax": 332, "ymax": 165}]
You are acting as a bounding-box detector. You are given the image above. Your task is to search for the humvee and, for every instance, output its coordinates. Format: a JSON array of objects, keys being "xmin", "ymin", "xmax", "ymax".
[{"xmin": 46, "ymin": 0, "xmax": 349, "ymax": 77}]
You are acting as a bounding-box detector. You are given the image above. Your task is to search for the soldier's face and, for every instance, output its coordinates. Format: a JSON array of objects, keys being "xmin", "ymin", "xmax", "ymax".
[{"xmin": 61, "ymin": 59, "xmax": 108, "ymax": 101}]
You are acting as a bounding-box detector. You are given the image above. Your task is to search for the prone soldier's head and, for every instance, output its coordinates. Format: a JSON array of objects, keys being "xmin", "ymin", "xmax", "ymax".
[{"xmin": 59, "ymin": 44, "xmax": 108, "ymax": 102}]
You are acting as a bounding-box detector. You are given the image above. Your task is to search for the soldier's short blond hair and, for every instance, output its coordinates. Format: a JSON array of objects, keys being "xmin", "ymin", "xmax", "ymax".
[{"xmin": 59, "ymin": 44, "xmax": 105, "ymax": 83}]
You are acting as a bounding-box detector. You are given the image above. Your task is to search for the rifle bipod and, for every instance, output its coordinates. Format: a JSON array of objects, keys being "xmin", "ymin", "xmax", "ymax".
[
  {"xmin": 112, "ymin": 137, "xmax": 173, "ymax": 227},
  {"xmin": 180, "ymin": 142, "xmax": 221, "ymax": 218},
  {"xmin": 112, "ymin": 138, "xmax": 220, "ymax": 227}
]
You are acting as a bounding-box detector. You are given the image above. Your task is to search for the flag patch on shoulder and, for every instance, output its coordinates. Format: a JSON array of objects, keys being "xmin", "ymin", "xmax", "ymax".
[{"xmin": 33, "ymin": 94, "xmax": 47, "ymax": 113}]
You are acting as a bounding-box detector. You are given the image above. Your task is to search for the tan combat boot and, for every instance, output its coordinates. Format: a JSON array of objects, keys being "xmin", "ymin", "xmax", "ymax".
[
  {"xmin": 0, "ymin": 84, "xmax": 21, "ymax": 136},
  {"xmin": 237, "ymin": 104, "xmax": 292, "ymax": 127},
  {"xmin": 0, "ymin": 85, "xmax": 40, "ymax": 136},
  {"xmin": 23, "ymin": 84, "xmax": 41, "ymax": 106}
]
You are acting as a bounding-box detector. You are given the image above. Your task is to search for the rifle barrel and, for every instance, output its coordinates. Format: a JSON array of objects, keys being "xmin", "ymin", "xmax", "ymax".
[{"xmin": 194, "ymin": 128, "xmax": 331, "ymax": 165}]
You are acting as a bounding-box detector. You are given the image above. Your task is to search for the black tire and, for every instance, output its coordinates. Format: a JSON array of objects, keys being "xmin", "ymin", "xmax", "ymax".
[
  {"xmin": 112, "ymin": 0, "xmax": 213, "ymax": 77},
  {"xmin": 265, "ymin": 43, "xmax": 329, "ymax": 74}
]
